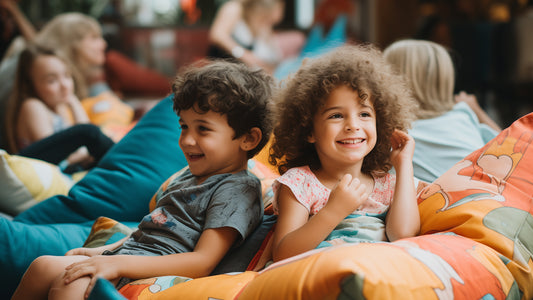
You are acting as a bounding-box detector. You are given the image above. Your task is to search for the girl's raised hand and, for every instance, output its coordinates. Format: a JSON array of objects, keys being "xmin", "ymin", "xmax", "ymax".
[
  {"xmin": 326, "ymin": 174, "xmax": 368, "ymax": 219},
  {"xmin": 390, "ymin": 129, "xmax": 415, "ymax": 170}
]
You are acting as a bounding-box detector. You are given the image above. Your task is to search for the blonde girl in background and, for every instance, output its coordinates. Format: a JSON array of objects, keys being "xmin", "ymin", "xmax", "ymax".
[
  {"xmin": 269, "ymin": 44, "xmax": 420, "ymax": 262},
  {"xmin": 32, "ymin": 12, "xmax": 108, "ymax": 98},
  {"xmin": 383, "ymin": 39, "xmax": 501, "ymax": 183}
]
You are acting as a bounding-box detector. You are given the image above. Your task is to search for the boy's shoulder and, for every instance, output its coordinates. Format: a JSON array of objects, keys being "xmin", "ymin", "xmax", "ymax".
[
  {"xmin": 167, "ymin": 168, "xmax": 261, "ymax": 189},
  {"xmin": 218, "ymin": 169, "xmax": 262, "ymax": 187}
]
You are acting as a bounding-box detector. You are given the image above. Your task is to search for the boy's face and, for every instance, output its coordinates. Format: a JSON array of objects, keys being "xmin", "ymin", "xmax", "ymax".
[{"xmin": 178, "ymin": 107, "xmax": 248, "ymax": 183}]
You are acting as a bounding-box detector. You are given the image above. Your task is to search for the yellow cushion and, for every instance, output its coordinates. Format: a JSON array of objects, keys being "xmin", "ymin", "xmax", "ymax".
[{"xmin": 0, "ymin": 150, "xmax": 74, "ymax": 215}]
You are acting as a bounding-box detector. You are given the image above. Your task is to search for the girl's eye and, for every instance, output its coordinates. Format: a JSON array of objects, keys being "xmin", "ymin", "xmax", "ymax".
[
  {"xmin": 179, "ymin": 124, "xmax": 188, "ymax": 130},
  {"xmin": 328, "ymin": 113, "xmax": 343, "ymax": 119},
  {"xmin": 360, "ymin": 112, "xmax": 372, "ymax": 118},
  {"xmin": 198, "ymin": 126, "xmax": 210, "ymax": 132}
]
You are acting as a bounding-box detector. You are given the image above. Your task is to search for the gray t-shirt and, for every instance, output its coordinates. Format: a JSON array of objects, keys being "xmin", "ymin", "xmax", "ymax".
[{"xmin": 114, "ymin": 169, "xmax": 263, "ymax": 256}]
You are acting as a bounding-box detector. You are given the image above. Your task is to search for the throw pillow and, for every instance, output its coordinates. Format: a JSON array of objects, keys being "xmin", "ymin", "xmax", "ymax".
[{"xmin": 0, "ymin": 150, "xmax": 73, "ymax": 216}]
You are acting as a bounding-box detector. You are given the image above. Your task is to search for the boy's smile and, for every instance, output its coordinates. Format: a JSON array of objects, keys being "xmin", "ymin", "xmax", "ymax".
[{"xmin": 178, "ymin": 108, "xmax": 248, "ymax": 183}]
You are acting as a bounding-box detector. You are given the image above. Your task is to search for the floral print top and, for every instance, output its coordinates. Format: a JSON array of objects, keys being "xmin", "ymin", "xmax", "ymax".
[{"xmin": 272, "ymin": 166, "xmax": 396, "ymax": 216}]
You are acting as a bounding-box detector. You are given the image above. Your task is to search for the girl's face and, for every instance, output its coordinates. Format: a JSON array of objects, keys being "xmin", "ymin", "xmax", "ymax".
[
  {"xmin": 31, "ymin": 55, "xmax": 75, "ymax": 108},
  {"xmin": 76, "ymin": 31, "xmax": 107, "ymax": 67},
  {"xmin": 309, "ymin": 85, "xmax": 377, "ymax": 169}
]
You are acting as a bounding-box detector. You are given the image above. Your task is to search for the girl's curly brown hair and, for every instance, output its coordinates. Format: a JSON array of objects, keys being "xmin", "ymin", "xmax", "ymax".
[{"xmin": 269, "ymin": 44, "xmax": 418, "ymax": 175}]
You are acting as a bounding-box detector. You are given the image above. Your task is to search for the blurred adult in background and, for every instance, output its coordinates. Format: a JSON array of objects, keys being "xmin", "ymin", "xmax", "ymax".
[
  {"xmin": 384, "ymin": 39, "xmax": 501, "ymax": 183},
  {"xmin": 207, "ymin": 0, "xmax": 285, "ymax": 74}
]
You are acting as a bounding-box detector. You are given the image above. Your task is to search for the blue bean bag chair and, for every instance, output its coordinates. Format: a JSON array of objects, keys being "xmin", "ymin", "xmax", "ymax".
[{"xmin": 0, "ymin": 95, "xmax": 186, "ymax": 298}]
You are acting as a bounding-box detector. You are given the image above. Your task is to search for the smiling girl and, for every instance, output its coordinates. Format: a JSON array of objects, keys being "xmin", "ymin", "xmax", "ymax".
[{"xmin": 269, "ymin": 44, "xmax": 420, "ymax": 262}]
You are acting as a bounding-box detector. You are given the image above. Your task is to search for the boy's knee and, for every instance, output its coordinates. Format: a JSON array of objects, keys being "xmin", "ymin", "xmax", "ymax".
[{"xmin": 28, "ymin": 255, "xmax": 59, "ymax": 275}]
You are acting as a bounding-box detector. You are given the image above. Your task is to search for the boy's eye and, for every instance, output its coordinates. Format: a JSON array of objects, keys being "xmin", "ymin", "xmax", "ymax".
[
  {"xmin": 198, "ymin": 126, "xmax": 210, "ymax": 132},
  {"xmin": 179, "ymin": 124, "xmax": 188, "ymax": 130},
  {"xmin": 360, "ymin": 112, "xmax": 372, "ymax": 118}
]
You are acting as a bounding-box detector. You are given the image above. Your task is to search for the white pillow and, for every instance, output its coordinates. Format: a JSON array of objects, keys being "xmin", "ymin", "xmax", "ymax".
[{"xmin": 0, "ymin": 150, "xmax": 74, "ymax": 216}]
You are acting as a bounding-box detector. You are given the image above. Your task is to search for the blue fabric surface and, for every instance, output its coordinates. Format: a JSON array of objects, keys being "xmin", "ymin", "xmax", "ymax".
[
  {"xmin": 0, "ymin": 217, "xmax": 93, "ymax": 299},
  {"xmin": 15, "ymin": 95, "xmax": 186, "ymax": 224},
  {"xmin": 88, "ymin": 278, "xmax": 127, "ymax": 300}
]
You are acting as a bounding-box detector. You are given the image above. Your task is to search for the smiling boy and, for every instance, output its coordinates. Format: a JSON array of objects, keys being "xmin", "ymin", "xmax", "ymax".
[{"xmin": 12, "ymin": 60, "xmax": 275, "ymax": 300}]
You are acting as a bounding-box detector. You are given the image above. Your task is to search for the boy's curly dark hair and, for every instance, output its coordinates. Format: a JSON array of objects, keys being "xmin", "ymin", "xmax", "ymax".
[
  {"xmin": 269, "ymin": 44, "xmax": 418, "ymax": 175},
  {"xmin": 172, "ymin": 60, "xmax": 275, "ymax": 158}
]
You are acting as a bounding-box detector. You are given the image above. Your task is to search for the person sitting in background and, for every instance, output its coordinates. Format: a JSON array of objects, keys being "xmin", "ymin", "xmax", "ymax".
[
  {"xmin": 207, "ymin": 0, "xmax": 285, "ymax": 74},
  {"xmin": 383, "ymin": 39, "xmax": 501, "ymax": 183},
  {"xmin": 4, "ymin": 45, "xmax": 113, "ymax": 172}
]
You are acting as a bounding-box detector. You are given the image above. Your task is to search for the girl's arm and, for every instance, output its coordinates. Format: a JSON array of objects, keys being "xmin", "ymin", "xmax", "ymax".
[
  {"xmin": 19, "ymin": 98, "xmax": 56, "ymax": 142},
  {"xmin": 63, "ymin": 227, "xmax": 238, "ymax": 299},
  {"xmin": 208, "ymin": 1, "xmax": 272, "ymax": 71},
  {"xmin": 385, "ymin": 130, "xmax": 420, "ymax": 241},
  {"xmin": 272, "ymin": 175, "xmax": 368, "ymax": 262},
  {"xmin": 209, "ymin": 1, "xmax": 241, "ymax": 54},
  {"xmin": 455, "ymin": 91, "xmax": 501, "ymax": 132},
  {"xmin": 0, "ymin": 0, "xmax": 37, "ymax": 41},
  {"xmin": 64, "ymin": 95, "xmax": 90, "ymax": 124}
]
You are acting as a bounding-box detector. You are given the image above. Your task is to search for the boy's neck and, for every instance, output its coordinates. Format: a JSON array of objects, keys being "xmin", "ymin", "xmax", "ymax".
[{"xmin": 195, "ymin": 159, "xmax": 248, "ymax": 185}]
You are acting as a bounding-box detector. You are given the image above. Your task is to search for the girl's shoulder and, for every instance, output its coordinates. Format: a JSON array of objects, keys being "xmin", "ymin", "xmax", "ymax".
[
  {"xmin": 19, "ymin": 98, "xmax": 51, "ymax": 116},
  {"xmin": 279, "ymin": 166, "xmax": 316, "ymax": 182},
  {"xmin": 275, "ymin": 166, "xmax": 324, "ymax": 193}
]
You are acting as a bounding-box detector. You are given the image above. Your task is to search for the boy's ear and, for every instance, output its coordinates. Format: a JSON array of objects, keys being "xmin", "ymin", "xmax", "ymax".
[
  {"xmin": 241, "ymin": 127, "xmax": 262, "ymax": 151},
  {"xmin": 307, "ymin": 133, "xmax": 316, "ymax": 143}
]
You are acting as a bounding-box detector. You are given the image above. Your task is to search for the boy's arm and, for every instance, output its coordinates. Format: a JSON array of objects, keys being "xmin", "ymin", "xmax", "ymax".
[
  {"xmin": 117, "ymin": 227, "xmax": 238, "ymax": 278},
  {"xmin": 63, "ymin": 227, "xmax": 238, "ymax": 297},
  {"xmin": 386, "ymin": 130, "xmax": 420, "ymax": 241}
]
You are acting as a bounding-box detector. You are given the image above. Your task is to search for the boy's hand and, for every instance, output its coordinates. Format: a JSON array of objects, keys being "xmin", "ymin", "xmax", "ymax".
[
  {"xmin": 63, "ymin": 255, "xmax": 120, "ymax": 299},
  {"xmin": 65, "ymin": 247, "xmax": 103, "ymax": 257},
  {"xmin": 326, "ymin": 174, "xmax": 368, "ymax": 219},
  {"xmin": 390, "ymin": 129, "xmax": 415, "ymax": 170}
]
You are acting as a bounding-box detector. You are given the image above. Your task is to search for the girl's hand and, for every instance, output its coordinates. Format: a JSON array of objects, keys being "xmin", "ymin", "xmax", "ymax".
[
  {"xmin": 65, "ymin": 247, "xmax": 103, "ymax": 257},
  {"xmin": 326, "ymin": 174, "xmax": 368, "ymax": 218},
  {"xmin": 390, "ymin": 129, "xmax": 415, "ymax": 170},
  {"xmin": 63, "ymin": 255, "xmax": 120, "ymax": 299},
  {"xmin": 454, "ymin": 91, "xmax": 480, "ymax": 109}
]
